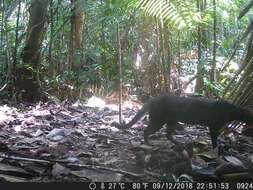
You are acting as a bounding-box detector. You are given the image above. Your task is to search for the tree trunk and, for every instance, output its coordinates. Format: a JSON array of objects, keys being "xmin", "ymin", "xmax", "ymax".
[
  {"xmin": 195, "ymin": 0, "xmax": 204, "ymax": 93},
  {"xmin": 69, "ymin": 0, "xmax": 75, "ymax": 70},
  {"xmin": 55, "ymin": 0, "xmax": 62, "ymax": 74},
  {"xmin": 13, "ymin": 0, "xmax": 21, "ymax": 72},
  {"xmin": 74, "ymin": 1, "xmax": 85, "ymax": 49},
  {"xmin": 0, "ymin": 0, "xmax": 5, "ymax": 76},
  {"xmin": 176, "ymin": 31, "xmax": 182, "ymax": 92},
  {"xmin": 69, "ymin": 0, "xmax": 85, "ymax": 70},
  {"xmin": 48, "ymin": 0, "xmax": 54, "ymax": 77},
  {"xmin": 155, "ymin": 20, "xmax": 162, "ymax": 93},
  {"xmin": 210, "ymin": 0, "xmax": 217, "ymax": 82},
  {"xmin": 18, "ymin": 0, "xmax": 49, "ymax": 101},
  {"xmin": 0, "ymin": 0, "xmax": 4, "ymax": 52},
  {"xmin": 159, "ymin": 20, "xmax": 170, "ymax": 92},
  {"xmin": 164, "ymin": 25, "xmax": 171, "ymax": 92}
]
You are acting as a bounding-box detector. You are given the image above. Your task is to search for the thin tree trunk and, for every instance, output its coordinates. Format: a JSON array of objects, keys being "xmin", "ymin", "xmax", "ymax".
[
  {"xmin": 10, "ymin": 0, "xmax": 21, "ymax": 97},
  {"xmin": 55, "ymin": 0, "xmax": 62, "ymax": 74},
  {"xmin": 5, "ymin": 14, "xmax": 11, "ymax": 79},
  {"xmin": 48, "ymin": 0, "xmax": 54, "ymax": 77},
  {"xmin": 164, "ymin": 25, "xmax": 171, "ymax": 92},
  {"xmin": 0, "ymin": 0, "xmax": 5, "ymax": 75},
  {"xmin": 156, "ymin": 20, "xmax": 162, "ymax": 93},
  {"xmin": 211, "ymin": 0, "xmax": 217, "ymax": 82},
  {"xmin": 69, "ymin": 0, "xmax": 75, "ymax": 70},
  {"xmin": 177, "ymin": 31, "xmax": 181, "ymax": 76},
  {"xmin": 117, "ymin": 22, "xmax": 122, "ymax": 124},
  {"xmin": 177, "ymin": 31, "xmax": 182, "ymax": 91},
  {"xmin": 13, "ymin": 0, "xmax": 21, "ymax": 72},
  {"xmin": 195, "ymin": 0, "xmax": 204, "ymax": 93},
  {"xmin": 0, "ymin": 0, "xmax": 4, "ymax": 51},
  {"xmin": 159, "ymin": 20, "xmax": 168, "ymax": 92}
]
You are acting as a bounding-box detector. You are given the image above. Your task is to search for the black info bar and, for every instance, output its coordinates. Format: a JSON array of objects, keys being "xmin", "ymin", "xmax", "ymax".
[
  {"xmin": 1, "ymin": 182, "xmax": 253, "ymax": 190},
  {"xmin": 87, "ymin": 182, "xmax": 252, "ymax": 190}
]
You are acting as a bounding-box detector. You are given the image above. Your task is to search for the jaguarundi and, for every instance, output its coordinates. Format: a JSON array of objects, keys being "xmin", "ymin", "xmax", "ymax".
[{"xmin": 112, "ymin": 94, "xmax": 253, "ymax": 148}]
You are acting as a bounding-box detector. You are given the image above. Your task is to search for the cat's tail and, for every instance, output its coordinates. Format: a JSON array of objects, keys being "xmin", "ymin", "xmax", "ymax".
[{"xmin": 111, "ymin": 103, "xmax": 149, "ymax": 129}]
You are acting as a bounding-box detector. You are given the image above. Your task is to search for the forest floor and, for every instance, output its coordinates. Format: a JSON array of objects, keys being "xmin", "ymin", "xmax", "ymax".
[{"xmin": 0, "ymin": 97, "xmax": 252, "ymax": 182}]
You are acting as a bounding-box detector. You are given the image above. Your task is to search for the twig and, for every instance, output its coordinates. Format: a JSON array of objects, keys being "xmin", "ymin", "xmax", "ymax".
[
  {"xmin": 183, "ymin": 75, "xmax": 197, "ymax": 90},
  {"xmin": 67, "ymin": 163, "xmax": 143, "ymax": 179},
  {"xmin": 117, "ymin": 22, "xmax": 123, "ymax": 124},
  {"xmin": 0, "ymin": 84, "xmax": 7, "ymax": 91},
  {"xmin": 0, "ymin": 152, "xmax": 51, "ymax": 164}
]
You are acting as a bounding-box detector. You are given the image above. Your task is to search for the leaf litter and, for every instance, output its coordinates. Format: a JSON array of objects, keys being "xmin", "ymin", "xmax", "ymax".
[{"xmin": 0, "ymin": 97, "xmax": 252, "ymax": 182}]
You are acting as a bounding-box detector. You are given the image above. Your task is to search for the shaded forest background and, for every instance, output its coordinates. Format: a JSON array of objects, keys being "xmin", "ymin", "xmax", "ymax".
[{"xmin": 0, "ymin": 0, "xmax": 253, "ymax": 106}]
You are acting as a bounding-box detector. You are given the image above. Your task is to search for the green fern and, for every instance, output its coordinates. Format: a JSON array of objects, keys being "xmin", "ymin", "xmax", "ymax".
[{"xmin": 130, "ymin": 0, "xmax": 201, "ymax": 30}]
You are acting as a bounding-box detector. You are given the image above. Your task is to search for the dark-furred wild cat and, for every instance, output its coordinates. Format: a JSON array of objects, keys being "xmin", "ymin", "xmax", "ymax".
[{"xmin": 112, "ymin": 94, "xmax": 253, "ymax": 148}]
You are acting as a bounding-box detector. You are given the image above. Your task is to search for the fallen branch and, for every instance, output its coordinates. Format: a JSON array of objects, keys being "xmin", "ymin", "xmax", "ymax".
[
  {"xmin": 67, "ymin": 163, "xmax": 143, "ymax": 179},
  {"xmin": 0, "ymin": 152, "xmax": 51, "ymax": 164}
]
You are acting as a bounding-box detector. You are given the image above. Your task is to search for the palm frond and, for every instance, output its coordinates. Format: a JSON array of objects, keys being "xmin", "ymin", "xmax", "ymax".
[
  {"xmin": 131, "ymin": 0, "xmax": 200, "ymax": 29},
  {"xmin": 239, "ymin": 0, "xmax": 253, "ymax": 19}
]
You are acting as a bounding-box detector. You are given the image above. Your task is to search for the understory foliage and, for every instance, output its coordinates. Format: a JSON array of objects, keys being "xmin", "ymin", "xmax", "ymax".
[
  {"xmin": 132, "ymin": 0, "xmax": 201, "ymax": 29},
  {"xmin": 0, "ymin": 0, "xmax": 252, "ymax": 104}
]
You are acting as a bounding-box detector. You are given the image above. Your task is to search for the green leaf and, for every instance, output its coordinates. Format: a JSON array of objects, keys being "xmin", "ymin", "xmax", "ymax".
[{"xmin": 131, "ymin": 0, "xmax": 199, "ymax": 29}]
